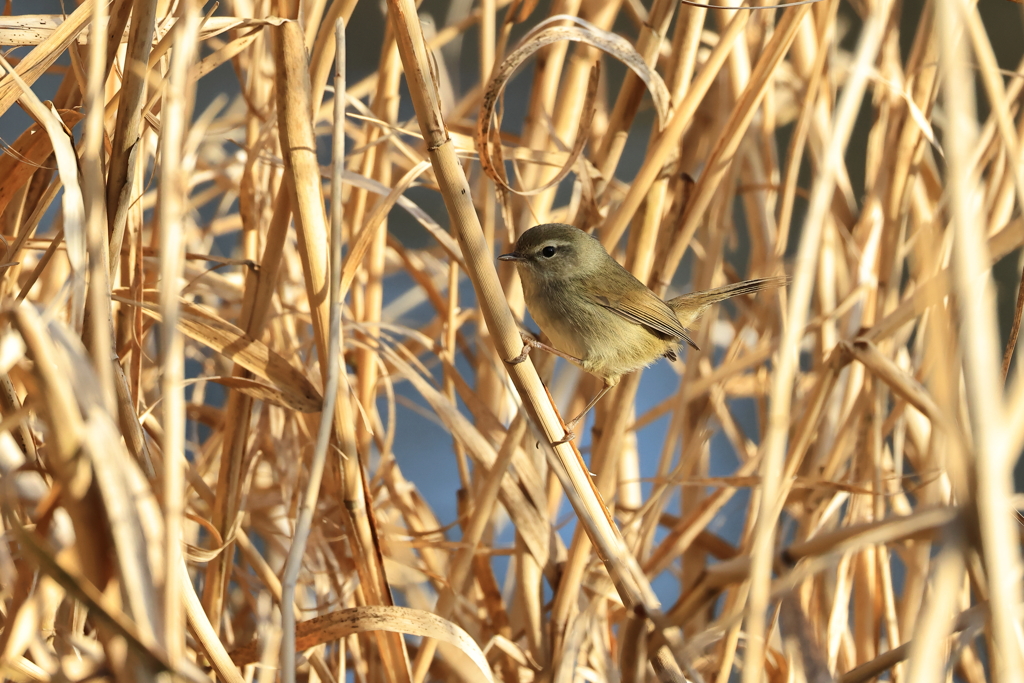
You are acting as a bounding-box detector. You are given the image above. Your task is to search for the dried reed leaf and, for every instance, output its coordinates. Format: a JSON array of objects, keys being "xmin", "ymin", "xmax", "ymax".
[
  {"xmin": 6, "ymin": 516, "xmax": 174, "ymax": 676},
  {"xmin": 342, "ymin": 160, "xmax": 433, "ymax": 297},
  {"xmin": 118, "ymin": 296, "xmax": 323, "ymax": 413},
  {"xmin": 0, "ymin": 57, "xmax": 86, "ymax": 279},
  {"xmin": 180, "ymin": 560, "xmax": 245, "ymax": 683},
  {"xmin": 191, "ymin": 27, "xmax": 262, "ymax": 82},
  {"xmin": 207, "ymin": 376, "xmax": 318, "ymax": 412},
  {"xmin": 479, "ymin": 61, "xmax": 600, "ymax": 195},
  {"xmin": 0, "ymin": 15, "xmax": 74, "ymax": 46},
  {"xmin": 477, "ymin": 15, "xmax": 670, "ymax": 192},
  {"xmin": 0, "ymin": 109, "xmax": 83, "ymax": 217},
  {"xmin": 342, "ymin": 170, "xmax": 466, "ymax": 267},
  {"xmin": 599, "ymin": 10, "xmax": 750, "ymax": 250},
  {"xmin": 0, "ymin": 14, "xmax": 288, "ymax": 47},
  {"xmin": 379, "ymin": 341, "xmax": 553, "ymax": 567},
  {"xmin": 231, "ymin": 605, "xmax": 494, "ymax": 683},
  {"xmin": 0, "ymin": 0, "xmax": 94, "ymax": 118}
]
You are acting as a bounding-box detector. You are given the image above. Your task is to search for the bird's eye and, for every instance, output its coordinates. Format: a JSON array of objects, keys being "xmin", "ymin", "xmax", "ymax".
[{"xmin": 541, "ymin": 246, "xmax": 557, "ymax": 258}]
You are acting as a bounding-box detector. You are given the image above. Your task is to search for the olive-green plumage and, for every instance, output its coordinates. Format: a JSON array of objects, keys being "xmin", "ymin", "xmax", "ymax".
[{"xmin": 499, "ymin": 223, "xmax": 785, "ymax": 440}]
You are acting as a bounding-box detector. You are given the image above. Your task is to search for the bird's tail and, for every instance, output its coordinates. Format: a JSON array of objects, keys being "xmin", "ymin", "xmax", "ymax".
[{"xmin": 666, "ymin": 276, "xmax": 788, "ymax": 327}]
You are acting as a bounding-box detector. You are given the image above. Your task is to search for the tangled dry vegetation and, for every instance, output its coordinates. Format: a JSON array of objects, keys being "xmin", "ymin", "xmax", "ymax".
[{"xmin": 0, "ymin": 0, "xmax": 1023, "ymax": 681}]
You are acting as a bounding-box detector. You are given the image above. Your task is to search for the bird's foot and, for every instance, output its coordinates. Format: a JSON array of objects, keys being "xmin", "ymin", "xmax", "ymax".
[
  {"xmin": 552, "ymin": 428, "xmax": 576, "ymax": 445},
  {"xmin": 508, "ymin": 332, "xmax": 540, "ymax": 365},
  {"xmin": 551, "ymin": 414, "xmax": 584, "ymax": 445},
  {"xmin": 508, "ymin": 346, "xmax": 530, "ymax": 365}
]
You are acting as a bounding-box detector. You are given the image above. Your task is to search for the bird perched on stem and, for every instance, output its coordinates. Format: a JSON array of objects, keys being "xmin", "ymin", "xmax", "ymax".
[{"xmin": 499, "ymin": 223, "xmax": 786, "ymax": 443}]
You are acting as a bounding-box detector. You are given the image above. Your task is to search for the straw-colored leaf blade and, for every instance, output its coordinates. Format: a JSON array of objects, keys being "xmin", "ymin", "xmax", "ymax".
[
  {"xmin": 121, "ymin": 296, "xmax": 323, "ymax": 413},
  {"xmin": 230, "ymin": 605, "xmax": 494, "ymax": 683}
]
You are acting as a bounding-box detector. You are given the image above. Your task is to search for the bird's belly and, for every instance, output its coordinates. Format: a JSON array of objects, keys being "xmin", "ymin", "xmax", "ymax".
[{"xmin": 524, "ymin": 286, "xmax": 673, "ymax": 380}]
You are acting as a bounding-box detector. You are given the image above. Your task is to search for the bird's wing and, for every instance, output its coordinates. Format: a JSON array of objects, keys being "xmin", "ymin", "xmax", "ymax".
[{"xmin": 585, "ymin": 274, "xmax": 699, "ymax": 350}]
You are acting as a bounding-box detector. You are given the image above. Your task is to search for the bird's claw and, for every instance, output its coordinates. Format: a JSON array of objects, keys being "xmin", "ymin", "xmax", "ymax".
[
  {"xmin": 507, "ymin": 329, "xmax": 540, "ymax": 362},
  {"xmin": 508, "ymin": 333, "xmax": 539, "ymax": 365},
  {"xmin": 552, "ymin": 428, "xmax": 576, "ymax": 445},
  {"xmin": 508, "ymin": 345, "xmax": 531, "ymax": 365}
]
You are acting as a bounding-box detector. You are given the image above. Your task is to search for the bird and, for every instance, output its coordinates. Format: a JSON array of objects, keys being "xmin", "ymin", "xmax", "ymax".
[{"xmin": 498, "ymin": 223, "xmax": 786, "ymax": 443}]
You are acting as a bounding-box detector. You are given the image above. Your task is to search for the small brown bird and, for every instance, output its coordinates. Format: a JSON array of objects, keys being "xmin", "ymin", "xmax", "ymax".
[{"xmin": 499, "ymin": 223, "xmax": 786, "ymax": 443}]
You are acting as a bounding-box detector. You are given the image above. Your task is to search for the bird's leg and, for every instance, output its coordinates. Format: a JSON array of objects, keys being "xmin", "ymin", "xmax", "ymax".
[
  {"xmin": 508, "ymin": 331, "xmax": 584, "ymax": 366},
  {"xmin": 553, "ymin": 379, "xmax": 615, "ymax": 445}
]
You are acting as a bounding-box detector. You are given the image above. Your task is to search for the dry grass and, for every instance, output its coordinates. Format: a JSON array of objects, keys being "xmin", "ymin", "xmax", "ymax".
[{"xmin": 0, "ymin": 0, "xmax": 1022, "ymax": 681}]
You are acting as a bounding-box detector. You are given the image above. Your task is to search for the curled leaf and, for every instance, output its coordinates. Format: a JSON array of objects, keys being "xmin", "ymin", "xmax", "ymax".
[
  {"xmin": 477, "ymin": 15, "xmax": 671, "ymax": 193},
  {"xmin": 230, "ymin": 605, "xmax": 495, "ymax": 683}
]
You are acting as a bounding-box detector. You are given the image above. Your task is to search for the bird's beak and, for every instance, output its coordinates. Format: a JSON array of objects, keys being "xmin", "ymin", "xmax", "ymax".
[{"xmin": 498, "ymin": 252, "xmax": 524, "ymax": 262}]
